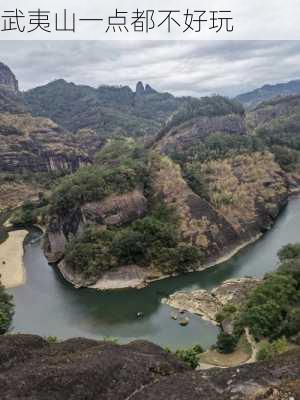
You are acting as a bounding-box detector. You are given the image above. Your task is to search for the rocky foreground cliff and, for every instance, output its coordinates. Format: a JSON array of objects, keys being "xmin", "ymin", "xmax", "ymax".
[{"xmin": 0, "ymin": 334, "xmax": 299, "ymax": 400}]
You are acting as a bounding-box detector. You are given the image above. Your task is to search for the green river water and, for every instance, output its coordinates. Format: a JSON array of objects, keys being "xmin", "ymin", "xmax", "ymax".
[{"xmin": 8, "ymin": 196, "xmax": 300, "ymax": 350}]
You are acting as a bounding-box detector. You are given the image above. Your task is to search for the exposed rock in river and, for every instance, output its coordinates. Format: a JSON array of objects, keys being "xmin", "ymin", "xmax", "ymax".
[
  {"xmin": 0, "ymin": 334, "xmax": 299, "ymax": 399},
  {"xmin": 163, "ymin": 277, "xmax": 261, "ymax": 322}
]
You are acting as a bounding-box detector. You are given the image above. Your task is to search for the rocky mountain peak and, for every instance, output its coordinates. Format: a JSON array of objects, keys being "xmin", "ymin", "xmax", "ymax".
[
  {"xmin": 0, "ymin": 62, "xmax": 19, "ymax": 92},
  {"xmin": 145, "ymin": 83, "xmax": 157, "ymax": 94},
  {"xmin": 136, "ymin": 81, "xmax": 157, "ymax": 96},
  {"xmin": 136, "ymin": 81, "xmax": 145, "ymax": 95}
]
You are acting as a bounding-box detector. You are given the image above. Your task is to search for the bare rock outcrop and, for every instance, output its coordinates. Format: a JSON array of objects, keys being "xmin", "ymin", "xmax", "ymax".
[
  {"xmin": 44, "ymin": 190, "xmax": 148, "ymax": 265},
  {"xmin": 163, "ymin": 277, "xmax": 261, "ymax": 322},
  {"xmin": 150, "ymin": 153, "xmax": 288, "ymax": 265},
  {"xmin": 0, "ymin": 113, "xmax": 104, "ymax": 174},
  {"xmin": 0, "ymin": 334, "xmax": 299, "ymax": 400},
  {"xmin": 0, "ymin": 62, "xmax": 18, "ymax": 92},
  {"xmin": 81, "ymin": 190, "xmax": 147, "ymax": 226}
]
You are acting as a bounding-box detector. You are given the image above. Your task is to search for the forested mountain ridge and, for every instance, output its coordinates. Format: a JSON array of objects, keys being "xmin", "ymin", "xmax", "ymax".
[
  {"xmin": 42, "ymin": 98, "xmax": 294, "ymax": 288},
  {"xmin": 24, "ymin": 80, "xmax": 184, "ymax": 137},
  {"xmin": 0, "ymin": 62, "xmax": 104, "ymax": 212},
  {"xmin": 235, "ymin": 78, "xmax": 300, "ymax": 109}
]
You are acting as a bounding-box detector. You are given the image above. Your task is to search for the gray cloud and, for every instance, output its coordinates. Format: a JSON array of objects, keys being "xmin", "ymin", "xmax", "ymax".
[{"xmin": 0, "ymin": 40, "xmax": 300, "ymax": 97}]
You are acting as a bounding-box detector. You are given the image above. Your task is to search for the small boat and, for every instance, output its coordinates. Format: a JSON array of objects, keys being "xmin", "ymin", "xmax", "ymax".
[
  {"xmin": 170, "ymin": 312, "xmax": 177, "ymax": 320},
  {"xmin": 179, "ymin": 317, "xmax": 189, "ymax": 326},
  {"xmin": 136, "ymin": 312, "xmax": 144, "ymax": 319}
]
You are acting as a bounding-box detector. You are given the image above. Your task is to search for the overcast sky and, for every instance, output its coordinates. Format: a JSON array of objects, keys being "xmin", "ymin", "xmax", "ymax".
[{"xmin": 0, "ymin": 41, "xmax": 300, "ymax": 97}]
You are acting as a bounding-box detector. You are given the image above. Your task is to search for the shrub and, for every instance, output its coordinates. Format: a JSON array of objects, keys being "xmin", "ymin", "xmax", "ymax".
[
  {"xmin": 95, "ymin": 137, "xmax": 145, "ymax": 167},
  {"xmin": 215, "ymin": 304, "xmax": 237, "ymax": 324},
  {"xmin": 278, "ymin": 259, "xmax": 300, "ymax": 287},
  {"xmin": 234, "ymin": 272, "xmax": 298, "ymax": 340},
  {"xmin": 0, "ymin": 282, "xmax": 14, "ymax": 334},
  {"xmin": 256, "ymin": 342, "xmax": 274, "ymax": 361},
  {"xmin": 11, "ymin": 201, "xmax": 37, "ymax": 226},
  {"xmin": 49, "ymin": 162, "xmax": 146, "ymax": 215},
  {"xmin": 278, "ymin": 243, "xmax": 300, "ymax": 262},
  {"xmin": 271, "ymin": 145, "xmax": 300, "ymax": 172},
  {"xmin": 156, "ymin": 244, "xmax": 202, "ymax": 273},
  {"xmin": 64, "ymin": 227, "xmax": 117, "ymax": 279},
  {"xmin": 281, "ymin": 307, "xmax": 300, "ymax": 337},
  {"xmin": 46, "ymin": 336, "xmax": 58, "ymax": 344},
  {"xmin": 174, "ymin": 345, "xmax": 203, "ymax": 369},
  {"xmin": 64, "ymin": 203, "xmax": 201, "ymax": 279},
  {"xmin": 256, "ymin": 338, "xmax": 288, "ymax": 361},
  {"xmin": 112, "ymin": 229, "xmax": 145, "ymax": 264},
  {"xmin": 216, "ymin": 332, "xmax": 238, "ymax": 354}
]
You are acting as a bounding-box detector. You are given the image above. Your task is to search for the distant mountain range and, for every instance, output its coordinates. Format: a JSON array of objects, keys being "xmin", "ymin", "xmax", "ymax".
[
  {"xmin": 24, "ymin": 74, "xmax": 300, "ymax": 130},
  {"xmin": 1, "ymin": 59, "xmax": 300, "ymax": 134},
  {"xmin": 235, "ymin": 79, "xmax": 300, "ymax": 109},
  {"xmin": 23, "ymin": 80, "xmax": 184, "ymax": 137}
]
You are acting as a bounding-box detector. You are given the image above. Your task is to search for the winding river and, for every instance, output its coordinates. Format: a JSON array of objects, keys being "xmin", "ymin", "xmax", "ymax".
[{"xmin": 8, "ymin": 196, "xmax": 300, "ymax": 350}]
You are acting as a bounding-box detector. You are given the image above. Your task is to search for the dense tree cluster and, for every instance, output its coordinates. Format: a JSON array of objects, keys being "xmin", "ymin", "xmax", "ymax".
[
  {"xmin": 0, "ymin": 281, "xmax": 14, "ymax": 334},
  {"xmin": 64, "ymin": 206, "xmax": 202, "ymax": 280},
  {"xmin": 166, "ymin": 345, "xmax": 203, "ymax": 369},
  {"xmin": 216, "ymin": 243, "xmax": 300, "ymax": 354},
  {"xmin": 60, "ymin": 138, "xmax": 202, "ymax": 279}
]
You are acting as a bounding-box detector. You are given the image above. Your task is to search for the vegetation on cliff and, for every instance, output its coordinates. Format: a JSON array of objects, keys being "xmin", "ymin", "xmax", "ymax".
[
  {"xmin": 49, "ymin": 138, "xmax": 147, "ymax": 215},
  {"xmin": 161, "ymin": 95, "xmax": 244, "ymax": 134},
  {"xmin": 0, "ymin": 281, "xmax": 14, "ymax": 334},
  {"xmin": 44, "ymin": 121, "xmax": 289, "ymax": 285},
  {"xmin": 46, "ymin": 138, "xmax": 202, "ymax": 281},
  {"xmin": 215, "ymin": 243, "xmax": 300, "ymax": 354},
  {"xmin": 63, "ymin": 200, "xmax": 201, "ymax": 280},
  {"xmin": 248, "ymin": 95, "xmax": 300, "ymax": 173},
  {"xmin": 166, "ymin": 344, "xmax": 204, "ymax": 369}
]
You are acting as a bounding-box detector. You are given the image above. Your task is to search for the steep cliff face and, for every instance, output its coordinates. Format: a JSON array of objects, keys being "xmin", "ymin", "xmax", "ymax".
[
  {"xmin": 0, "ymin": 62, "xmax": 18, "ymax": 92},
  {"xmin": 0, "ymin": 63, "xmax": 26, "ymax": 115},
  {"xmin": 197, "ymin": 153, "xmax": 288, "ymax": 234},
  {"xmin": 43, "ymin": 150, "xmax": 288, "ymax": 289},
  {"xmin": 0, "ymin": 113, "xmax": 103, "ymax": 173},
  {"xmin": 150, "ymin": 153, "xmax": 288, "ymax": 264},
  {"xmin": 0, "ymin": 62, "xmax": 106, "ymax": 177},
  {"xmin": 246, "ymin": 94, "xmax": 300, "ymax": 130},
  {"xmin": 0, "ymin": 334, "xmax": 299, "ymax": 400},
  {"xmin": 156, "ymin": 113, "xmax": 247, "ymax": 155},
  {"xmin": 0, "ymin": 182, "xmax": 42, "ymax": 213},
  {"xmin": 150, "ymin": 155, "xmax": 238, "ymax": 260},
  {"xmin": 44, "ymin": 190, "xmax": 148, "ymax": 265}
]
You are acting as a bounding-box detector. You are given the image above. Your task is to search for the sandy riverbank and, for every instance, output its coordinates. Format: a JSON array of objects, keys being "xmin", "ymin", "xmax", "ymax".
[{"xmin": 0, "ymin": 230, "xmax": 27, "ymax": 288}]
